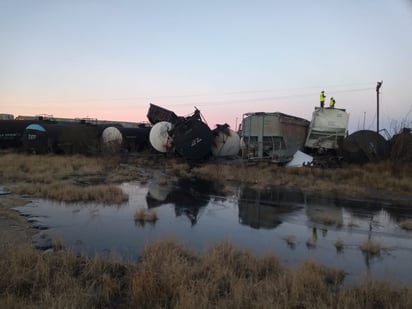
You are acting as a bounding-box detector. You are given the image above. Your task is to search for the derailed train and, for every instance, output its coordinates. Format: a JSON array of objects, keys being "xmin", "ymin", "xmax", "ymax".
[
  {"xmin": 0, "ymin": 116, "xmax": 151, "ymax": 155},
  {"xmin": 0, "ymin": 106, "xmax": 411, "ymax": 164},
  {"xmin": 145, "ymin": 104, "xmax": 411, "ymax": 164}
]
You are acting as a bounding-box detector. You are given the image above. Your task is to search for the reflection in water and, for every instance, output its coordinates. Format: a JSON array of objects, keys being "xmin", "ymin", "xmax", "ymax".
[
  {"xmin": 14, "ymin": 180, "xmax": 412, "ymax": 286},
  {"xmin": 146, "ymin": 178, "xmax": 222, "ymax": 226},
  {"xmin": 305, "ymin": 195, "xmax": 343, "ymax": 226},
  {"xmin": 336, "ymin": 199, "xmax": 382, "ymax": 220},
  {"xmin": 238, "ymin": 187, "xmax": 304, "ymax": 229}
]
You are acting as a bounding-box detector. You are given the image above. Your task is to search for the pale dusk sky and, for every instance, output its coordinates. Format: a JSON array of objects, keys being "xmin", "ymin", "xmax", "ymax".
[{"xmin": 1, "ymin": 0, "xmax": 412, "ymax": 133}]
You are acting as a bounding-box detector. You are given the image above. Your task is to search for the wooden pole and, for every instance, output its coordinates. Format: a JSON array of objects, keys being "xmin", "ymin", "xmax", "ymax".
[{"xmin": 376, "ymin": 81, "xmax": 383, "ymax": 133}]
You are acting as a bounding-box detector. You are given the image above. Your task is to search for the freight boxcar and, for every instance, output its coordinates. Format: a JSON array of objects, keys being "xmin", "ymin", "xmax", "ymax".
[{"xmin": 240, "ymin": 112, "xmax": 309, "ymax": 163}]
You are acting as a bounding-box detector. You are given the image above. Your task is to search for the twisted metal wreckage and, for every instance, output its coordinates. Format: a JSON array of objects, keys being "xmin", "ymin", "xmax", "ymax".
[{"xmin": 0, "ymin": 103, "xmax": 411, "ymax": 165}]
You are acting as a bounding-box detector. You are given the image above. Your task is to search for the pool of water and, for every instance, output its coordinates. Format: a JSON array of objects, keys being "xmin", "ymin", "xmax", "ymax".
[{"xmin": 14, "ymin": 178, "xmax": 412, "ymax": 286}]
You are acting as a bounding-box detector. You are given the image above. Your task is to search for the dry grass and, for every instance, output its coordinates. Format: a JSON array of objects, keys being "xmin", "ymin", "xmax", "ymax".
[
  {"xmin": 400, "ymin": 219, "xmax": 412, "ymax": 231},
  {"xmin": 189, "ymin": 160, "xmax": 412, "ymax": 199},
  {"xmin": 0, "ymin": 153, "xmax": 108, "ymax": 182},
  {"xmin": 145, "ymin": 211, "xmax": 158, "ymax": 222},
  {"xmin": 134, "ymin": 209, "xmax": 158, "ymax": 223},
  {"xmin": 2, "ymin": 153, "xmax": 412, "ymax": 204},
  {"xmin": 0, "ymin": 244, "xmax": 128, "ymax": 308},
  {"xmin": 13, "ymin": 182, "xmax": 128, "ymax": 204},
  {"xmin": 319, "ymin": 213, "xmax": 339, "ymax": 225},
  {"xmin": 0, "ymin": 153, "xmax": 129, "ymax": 204},
  {"xmin": 133, "ymin": 209, "xmax": 146, "ymax": 222},
  {"xmin": 285, "ymin": 235, "xmax": 296, "ymax": 248},
  {"xmin": 360, "ymin": 240, "xmax": 382, "ymax": 255},
  {"xmin": 1, "ymin": 240, "xmax": 412, "ymax": 308},
  {"xmin": 53, "ymin": 234, "xmax": 64, "ymax": 251},
  {"xmin": 306, "ymin": 238, "xmax": 316, "ymax": 249},
  {"xmin": 335, "ymin": 238, "xmax": 345, "ymax": 251}
]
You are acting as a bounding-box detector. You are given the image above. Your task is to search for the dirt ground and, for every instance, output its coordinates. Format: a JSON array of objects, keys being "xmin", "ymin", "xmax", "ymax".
[{"xmin": 0, "ymin": 193, "xmax": 34, "ymax": 248}]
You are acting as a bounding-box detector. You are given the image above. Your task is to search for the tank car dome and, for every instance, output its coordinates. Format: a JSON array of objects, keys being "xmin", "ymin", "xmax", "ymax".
[
  {"xmin": 101, "ymin": 126, "xmax": 123, "ymax": 152},
  {"xmin": 101, "ymin": 126, "xmax": 122, "ymax": 143},
  {"xmin": 212, "ymin": 128, "xmax": 240, "ymax": 157},
  {"xmin": 149, "ymin": 121, "xmax": 174, "ymax": 153},
  {"xmin": 25, "ymin": 124, "xmax": 46, "ymax": 132}
]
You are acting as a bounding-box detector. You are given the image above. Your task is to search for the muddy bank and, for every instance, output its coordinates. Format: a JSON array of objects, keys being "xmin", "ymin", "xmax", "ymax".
[{"xmin": 0, "ymin": 193, "xmax": 34, "ymax": 248}]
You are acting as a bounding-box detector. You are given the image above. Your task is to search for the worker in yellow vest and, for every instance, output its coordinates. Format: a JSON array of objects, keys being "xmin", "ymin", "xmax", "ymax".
[
  {"xmin": 320, "ymin": 91, "xmax": 326, "ymax": 108},
  {"xmin": 329, "ymin": 97, "xmax": 335, "ymax": 108}
]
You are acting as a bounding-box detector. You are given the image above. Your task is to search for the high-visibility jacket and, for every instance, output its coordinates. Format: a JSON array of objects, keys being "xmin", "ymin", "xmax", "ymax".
[
  {"xmin": 329, "ymin": 98, "xmax": 335, "ymax": 107},
  {"xmin": 320, "ymin": 92, "xmax": 325, "ymax": 102}
]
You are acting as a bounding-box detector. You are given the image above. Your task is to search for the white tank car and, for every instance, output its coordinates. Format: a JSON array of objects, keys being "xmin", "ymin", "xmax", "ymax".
[
  {"xmin": 101, "ymin": 126, "xmax": 123, "ymax": 152},
  {"xmin": 212, "ymin": 127, "xmax": 240, "ymax": 156},
  {"xmin": 149, "ymin": 121, "xmax": 174, "ymax": 153}
]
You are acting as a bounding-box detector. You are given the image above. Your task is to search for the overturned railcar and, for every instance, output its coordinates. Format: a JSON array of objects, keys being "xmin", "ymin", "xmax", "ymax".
[
  {"xmin": 390, "ymin": 128, "xmax": 412, "ymax": 162},
  {"xmin": 147, "ymin": 103, "xmax": 179, "ymax": 125},
  {"xmin": 149, "ymin": 121, "xmax": 174, "ymax": 153},
  {"xmin": 305, "ymin": 107, "xmax": 349, "ymax": 152},
  {"xmin": 211, "ymin": 124, "xmax": 241, "ymax": 157},
  {"xmin": 173, "ymin": 117, "xmax": 213, "ymax": 160},
  {"xmin": 147, "ymin": 105, "xmax": 213, "ymax": 160},
  {"xmin": 240, "ymin": 112, "xmax": 309, "ymax": 163},
  {"xmin": 340, "ymin": 130, "xmax": 390, "ymax": 164}
]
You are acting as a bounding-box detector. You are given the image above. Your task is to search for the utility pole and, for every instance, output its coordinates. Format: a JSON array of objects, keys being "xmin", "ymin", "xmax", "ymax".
[{"xmin": 376, "ymin": 81, "xmax": 383, "ymax": 133}]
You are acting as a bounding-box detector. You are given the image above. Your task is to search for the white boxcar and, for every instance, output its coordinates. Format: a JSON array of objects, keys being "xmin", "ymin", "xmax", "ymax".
[{"xmin": 304, "ymin": 107, "xmax": 349, "ymax": 151}]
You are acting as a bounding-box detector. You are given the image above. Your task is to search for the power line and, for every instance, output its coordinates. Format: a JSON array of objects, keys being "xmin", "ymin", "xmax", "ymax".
[
  {"xmin": 152, "ymin": 87, "xmax": 375, "ymax": 107},
  {"xmin": 37, "ymin": 86, "xmax": 375, "ymax": 108},
  {"xmin": 37, "ymin": 82, "xmax": 376, "ymax": 103}
]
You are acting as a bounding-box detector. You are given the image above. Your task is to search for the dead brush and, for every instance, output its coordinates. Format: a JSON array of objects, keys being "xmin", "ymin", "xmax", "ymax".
[
  {"xmin": 399, "ymin": 219, "xmax": 412, "ymax": 231},
  {"xmin": 2, "ymin": 239, "xmax": 412, "ymax": 308},
  {"xmin": 133, "ymin": 209, "xmax": 146, "ymax": 222},
  {"xmin": 133, "ymin": 209, "xmax": 158, "ymax": 223},
  {"xmin": 319, "ymin": 214, "xmax": 338, "ymax": 225},
  {"xmin": 285, "ymin": 235, "xmax": 296, "ymax": 248},
  {"xmin": 145, "ymin": 211, "xmax": 158, "ymax": 222},
  {"xmin": 13, "ymin": 182, "xmax": 128, "ymax": 204},
  {"xmin": 53, "ymin": 235, "xmax": 64, "ymax": 251},
  {"xmin": 335, "ymin": 239, "xmax": 345, "ymax": 251},
  {"xmin": 360, "ymin": 240, "xmax": 381, "ymax": 255}
]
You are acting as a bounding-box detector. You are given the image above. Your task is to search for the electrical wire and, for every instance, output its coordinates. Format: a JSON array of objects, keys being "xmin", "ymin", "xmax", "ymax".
[{"xmin": 37, "ymin": 82, "xmax": 376, "ymax": 104}]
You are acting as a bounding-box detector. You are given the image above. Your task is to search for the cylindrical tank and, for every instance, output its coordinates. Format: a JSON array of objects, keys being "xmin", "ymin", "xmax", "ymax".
[
  {"xmin": 211, "ymin": 124, "xmax": 240, "ymax": 157},
  {"xmin": 149, "ymin": 121, "xmax": 174, "ymax": 153},
  {"xmin": 340, "ymin": 130, "xmax": 390, "ymax": 164},
  {"xmin": 23, "ymin": 123, "xmax": 101, "ymax": 154},
  {"xmin": 173, "ymin": 118, "xmax": 212, "ymax": 160},
  {"xmin": 101, "ymin": 126, "xmax": 123, "ymax": 153},
  {"xmin": 0, "ymin": 120, "xmax": 51, "ymax": 149},
  {"xmin": 22, "ymin": 124, "xmax": 49, "ymax": 153},
  {"xmin": 390, "ymin": 128, "xmax": 412, "ymax": 162},
  {"xmin": 120, "ymin": 127, "xmax": 150, "ymax": 152}
]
